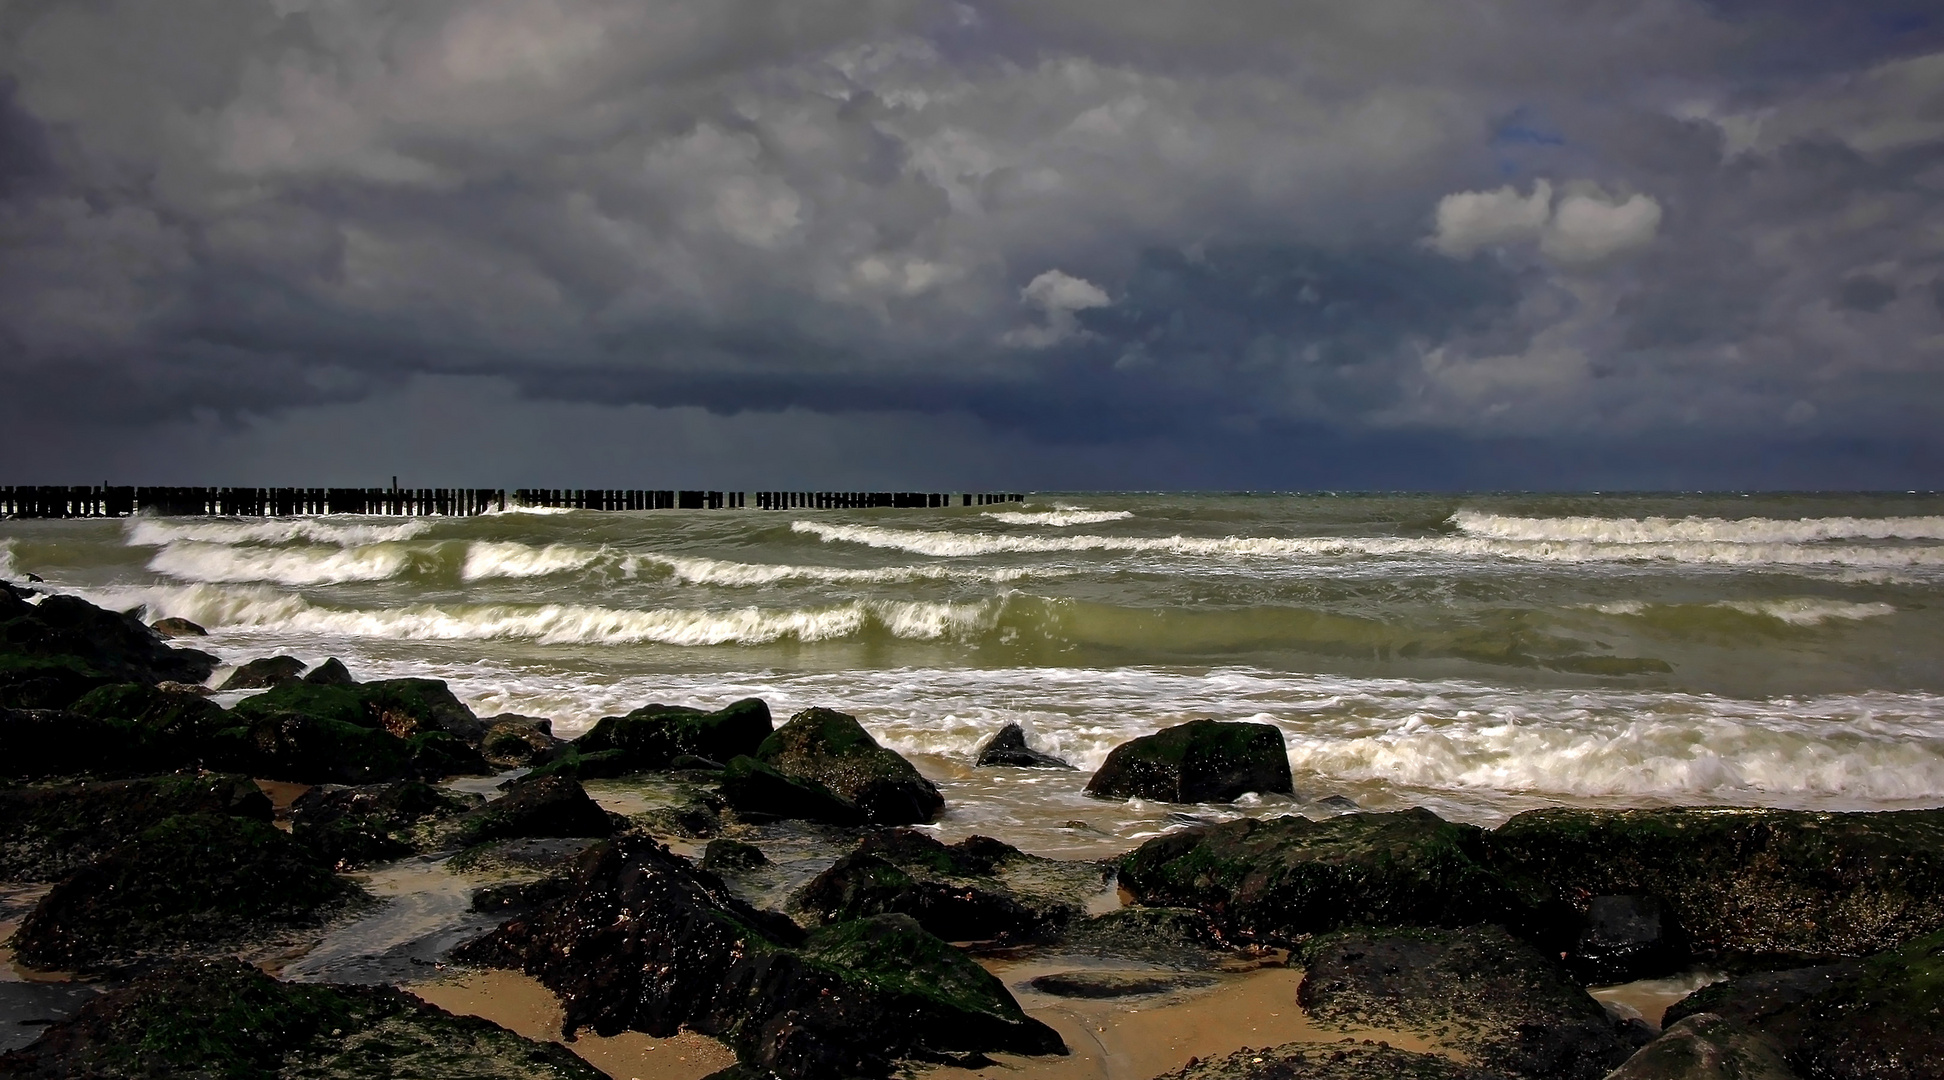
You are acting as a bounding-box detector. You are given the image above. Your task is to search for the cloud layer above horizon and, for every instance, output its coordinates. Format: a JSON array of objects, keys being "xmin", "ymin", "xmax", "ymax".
[{"xmin": 2, "ymin": 0, "xmax": 1942, "ymax": 487}]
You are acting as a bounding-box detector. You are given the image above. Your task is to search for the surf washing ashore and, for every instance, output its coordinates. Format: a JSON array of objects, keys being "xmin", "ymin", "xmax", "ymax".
[{"xmin": 1, "ymin": 491, "xmax": 1942, "ymax": 1079}]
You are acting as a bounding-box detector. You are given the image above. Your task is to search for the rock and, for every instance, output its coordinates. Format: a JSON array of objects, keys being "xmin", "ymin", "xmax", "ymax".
[
  {"xmin": 454, "ymin": 837, "xmax": 1063, "ymax": 1078},
  {"xmin": 703, "ymin": 838, "xmax": 770, "ymax": 871},
  {"xmin": 1084, "ymin": 719, "xmax": 1293, "ymax": 803},
  {"xmin": 1, "ymin": 681, "xmax": 230, "ymax": 779},
  {"xmin": 302, "ymin": 656, "xmax": 356, "ymax": 685},
  {"xmin": 70, "ymin": 681, "xmax": 229, "ymax": 756},
  {"xmin": 152, "ymin": 680, "xmax": 212, "ymax": 696},
  {"xmin": 1573, "ymin": 894, "xmax": 1688, "ymax": 985},
  {"xmin": 9, "ymin": 813, "xmax": 361, "ymax": 973},
  {"xmin": 407, "ymin": 729, "xmax": 495, "ymax": 778},
  {"xmin": 216, "ymin": 655, "xmax": 307, "ymax": 691},
  {"xmin": 717, "ymin": 754, "xmax": 867, "ymax": 826},
  {"xmin": 572, "ymin": 698, "xmax": 773, "ymax": 772},
  {"xmin": 756, "ymin": 707, "xmax": 943, "ymax": 825},
  {"xmin": 1054, "ymin": 906, "xmax": 1237, "ymax": 963},
  {"xmin": 1604, "ymin": 1012, "xmax": 1799, "ymax": 1080},
  {"xmin": 975, "ymin": 724, "xmax": 1073, "ymax": 769},
  {"xmin": 481, "ymin": 714, "xmax": 567, "ymax": 768},
  {"xmin": 0, "ymin": 957, "xmax": 606, "ymax": 1078},
  {"xmin": 147, "ymin": 617, "xmax": 206, "ymax": 638},
  {"xmin": 1027, "ymin": 971, "xmax": 1218, "ymax": 998},
  {"xmin": 449, "ymin": 774, "xmax": 616, "ymax": 848},
  {"xmin": 290, "ymin": 780, "xmax": 482, "ymax": 870},
  {"xmin": 1118, "ymin": 810, "xmax": 1537, "ymax": 947},
  {"xmin": 1488, "ymin": 807, "xmax": 1944, "ymax": 967},
  {"xmin": 205, "ymin": 710, "xmax": 417, "ymax": 785},
  {"xmin": 1297, "ymin": 925, "xmax": 1650, "ymax": 1080},
  {"xmin": 0, "ymin": 774, "xmax": 271, "ymax": 882},
  {"xmin": 0, "ymin": 589, "xmax": 218, "ymax": 708},
  {"xmin": 1149, "ymin": 1041, "xmax": 1509, "ymax": 1080},
  {"xmin": 229, "ymin": 677, "xmax": 484, "ymax": 742},
  {"xmin": 1659, "ymin": 931, "xmax": 1944, "ymax": 1080},
  {"xmin": 796, "ymin": 830, "xmax": 1086, "ymax": 944}
]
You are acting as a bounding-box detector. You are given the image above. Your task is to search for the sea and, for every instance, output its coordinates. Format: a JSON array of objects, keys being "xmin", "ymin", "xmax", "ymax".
[{"xmin": 4, "ymin": 491, "xmax": 1942, "ymax": 858}]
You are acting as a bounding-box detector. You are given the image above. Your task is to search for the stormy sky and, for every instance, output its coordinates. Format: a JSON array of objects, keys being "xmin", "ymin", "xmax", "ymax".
[{"xmin": 2, "ymin": 0, "xmax": 1942, "ymax": 489}]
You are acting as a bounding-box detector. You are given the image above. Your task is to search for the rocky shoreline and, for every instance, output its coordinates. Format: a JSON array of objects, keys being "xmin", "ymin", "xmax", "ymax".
[{"xmin": 1, "ymin": 580, "xmax": 1940, "ymax": 1079}]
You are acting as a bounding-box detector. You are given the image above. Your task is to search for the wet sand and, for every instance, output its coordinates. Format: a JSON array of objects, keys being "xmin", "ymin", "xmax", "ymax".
[
  {"xmin": 1590, "ymin": 971, "xmax": 1728, "ymax": 1029},
  {"xmin": 410, "ymin": 968, "xmax": 738, "ymax": 1080}
]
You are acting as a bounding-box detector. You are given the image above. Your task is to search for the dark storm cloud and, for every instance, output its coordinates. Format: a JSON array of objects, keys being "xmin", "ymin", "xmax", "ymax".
[{"xmin": 1, "ymin": 0, "xmax": 1942, "ymax": 485}]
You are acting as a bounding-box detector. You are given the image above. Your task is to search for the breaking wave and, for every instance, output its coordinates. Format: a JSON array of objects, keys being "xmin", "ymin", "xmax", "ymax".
[
  {"xmin": 1451, "ymin": 510, "xmax": 1944, "ymax": 544},
  {"xmin": 983, "ymin": 507, "xmax": 1134, "ymax": 527},
  {"xmin": 147, "ymin": 541, "xmax": 420, "ymax": 586},
  {"xmin": 1591, "ymin": 598, "xmax": 1899, "ymax": 626},
  {"xmin": 125, "ymin": 517, "xmax": 433, "ymax": 548},
  {"xmin": 460, "ymin": 541, "xmax": 626, "ymax": 581}
]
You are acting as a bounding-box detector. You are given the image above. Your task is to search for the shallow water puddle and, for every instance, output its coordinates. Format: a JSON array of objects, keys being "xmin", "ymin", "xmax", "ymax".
[{"xmin": 1590, "ymin": 970, "xmax": 1727, "ymax": 1030}]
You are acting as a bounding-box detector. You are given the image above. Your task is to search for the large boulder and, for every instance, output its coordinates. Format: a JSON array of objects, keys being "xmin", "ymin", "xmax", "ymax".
[
  {"xmin": 1117, "ymin": 810, "xmax": 1539, "ymax": 947},
  {"xmin": 216, "ymin": 655, "xmax": 306, "ymax": 691},
  {"xmin": 204, "ymin": 710, "xmax": 417, "ymax": 785},
  {"xmin": 301, "ymin": 656, "xmax": 356, "ymax": 685},
  {"xmin": 1298, "ymin": 925, "xmax": 1649, "ymax": 1080},
  {"xmin": 717, "ymin": 755, "xmax": 867, "ymax": 826},
  {"xmin": 572, "ymin": 698, "xmax": 773, "ymax": 770},
  {"xmin": 480, "ymin": 714, "xmax": 567, "ymax": 767},
  {"xmin": 1148, "ymin": 1041, "xmax": 1508, "ymax": 1080},
  {"xmin": 0, "ymin": 774, "xmax": 270, "ymax": 882},
  {"xmin": 795, "ymin": 830, "xmax": 1093, "ymax": 944},
  {"xmin": 228, "ymin": 677, "xmax": 484, "ymax": 742},
  {"xmin": 290, "ymin": 780, "xmax": 482, "ymax": 870},
  {"xmin": 0, "ymin": 957, "xmax": 606, "ymax": 1079},
  {"xmin": 756, "ymin": 707, "xmax": 943, "ymax": 825},
  {"xmin": 0, "ymin": 708, "xmax": 169, "ymax": 780},
  {"xmin": 1488, "ymin": 808, "xmax": 1944, "ymax": 967},
  {"xmin": 1084, "ymin": 719, "xmax": 1292, "ymax": 803},
  {"xmin": 1659, "ymin": 930, "xmax": 1944, "ymax": 1080},
  {"xmin": 1604, "ymin": 1012, "xmax": 1799, "ymax": 1080},
  {"xmin": 10, "ymin": 814, "xmax": 360, "ymax": 973},
  {"xmin": 453, "ymin": 836, "xmax": 1063, "ymax": 1079},
  {"xmin": 0, "ymin": 588, "xmax": 217, "ymax": 708},
  {"xmin": 448, "ymin": 774, "xmax": 616, "ymax": 849},
  {"xmin": 974, "ymin": 724, "xmax": 1073, "ymax": 769}
]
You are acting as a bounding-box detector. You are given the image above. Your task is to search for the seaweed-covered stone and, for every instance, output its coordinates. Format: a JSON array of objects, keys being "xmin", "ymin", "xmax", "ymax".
[
  {"xmin": 1574, "ymin": 894, "xmax": 1688, "ymax": 985},
  {"xmin": 703, "ymin": 838, "xmax": 770, "ymax": 871},
  {"xmin": 1086, "ymin": 719, "xmax": 1292, "ymax": 803},
  {"xmin": 453, "ymin": 837, "xmax": 1061, "ymax": 1079},
  {"xmin": 147, "ymin": 617, "xmax": 206, "ymax": 638},
  {"xmin": 480, "ymin": 715, "xmax": 565, "ymax": 767},
  {"xmin": 1027, "ymin": 971, "xmax": 1218, "ymax": 998},
  {"xmin": 974, "ymin": 724, "xmax": 1073, "ymax": 769},
  {"xmin": 217, "ymin": 655, "xmax": 307, "ymax": 691},
  {"xmin": 10, "ymin": 814, "xmax": 360, "ymax": 973},
  {"xmin": 1604, "ymin": 1013, "xmax": 1798, "ymax": 1080},
  {"xmin": 448, "ymin": 774, "xmax": 615, "ymax": 848},
  {"xmin": 572, "ymin": 698, "xmax": 773, "ymax": 771},
  {"xmin": 302, "ymin": 657, "xmax": 355, "ymax": 685},
  {"xmin": 406, "ymin": 729, "xmax": 494, "ymax": 778},
  {"xmin": 0, "ymin": 774, "xmax": 271, "ymax": 882},
  {"xmin": 717, "ymin": 754, "xmax": 867, "ymax": 826},
  {"xmin": 229, "ymin": 678, "xmax": 484, "ymax": 742},
  {"xmin": 1489, "ymin": 808, "xmax": 1944, "ymax": 966},
  {"xmin": 1118, "ymin": 811, "xmax": 1537, "ymax": 946},
  {"xmin": 0, "ymin": 589, "xmax": 218, "ymax": 709},
  {"xmin": 756, "ymin": 707, "xmax": 943, "ymax": 825},
  {"xmin": 1149, "ymin": 1042, "xmax": 1510, "ymax": 1080},
  {"xmin": 1054, "ymin": 906, "xmax": 1236, "ymax": 963},
  {"xmin": 0, "ymin": 708, "xmax": 166, "ymax": 780},
  {"xmin": 70, "ymin": 682, "xmax": 228, "ymax": 749},
  {"xmin": 1660, "ymin": 930, "xmax": 1944, "ymax": 1080},
  {"xmin": 1298, "ymin": 926, "xmax": 1649, "ymax": 1080},
  {"xmin": 205, "ymin": 710, "xmax": 416, "ymax": 784},
  {"xmin": 796, "ymin": 830, "xmax": 1086, "ymax": 943},
  {"xmin": 290, "ymin": 781, "xmax": 481, "ymax": 870},
  {"xmin": 0, "ymin": 957, "xmax": 605, "ymax": 1079}
]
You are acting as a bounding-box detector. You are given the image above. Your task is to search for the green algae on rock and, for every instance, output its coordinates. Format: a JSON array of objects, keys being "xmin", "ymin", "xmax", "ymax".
[
  {"xmin": 0, "ymin": 774, "xmax": 271, "ymax": 882},
  {"xmin": 1148, "ymin": 1041, "xmax": 1512, "ymax": 1080},
  {"xmin": 1604, "ymin": 1012, "xmax": 1798, "ymax": 1080},
  {"xmin": 795, "ymin": 829, "xmax": 1094, "ymax": 944},
  {"xmin": 572, "ymin": 698, "xmax": 773, "ymax": 771},
  {"xmin": 756, "ymin": 707, "xmax": 943, "ymax": 825},
  {"xmin": 1085, "ymin": 719, "xmax": 1293, "ymax": 804},
  {"xmin": 447, "ymin": 774, "xmax": 616, "ymax": 849},
  {"xmin": 717, "ymin": 753, "xmax": 868, "ymax": 825},
  {"xmin": 289, "ymin": 780, "xmax": 482, "ymax": 870}
]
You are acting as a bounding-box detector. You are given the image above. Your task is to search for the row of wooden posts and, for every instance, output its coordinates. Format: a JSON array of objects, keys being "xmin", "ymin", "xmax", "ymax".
[{"xmin": 0, "ymin": 486, "xmax": 1026, "ymax": 519}]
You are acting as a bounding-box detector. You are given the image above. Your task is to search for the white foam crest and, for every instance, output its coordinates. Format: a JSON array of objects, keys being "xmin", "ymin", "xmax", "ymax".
[
  {"xmin": 0, "ymin": 540, "xmax": 15, "ymax": 581},
  {"xmin": 1716, "ymin": 599, "xmax": 1898, "ymax": 625},
  {"xmin": 794, "ymin": 521, "xmax": 1944, "ymax": 569},
  {"xmin": 643, "ymin": 553, "xmax": 1052, "ymax": 587},
  {"xmin": 125, "ymin": 517, "xmax": 432, "ymax": 547},
  {"xmin": 147, "ymin": 541, "xmax": 413, "ymax": 585},
  {"xmin": 1452, "ymin": 510, "xmax": 1944, "ymax": 544},
  {"xmin": 984, "ymin": 507, "xmax": 1134, "ymax": 526},
  {"xmin": 481, "ymin": 505, "xmax": 582, "ymax": 516},
  {"xmin": 461, "ymin": 541, "xmax": 622, "ymax": 581}
]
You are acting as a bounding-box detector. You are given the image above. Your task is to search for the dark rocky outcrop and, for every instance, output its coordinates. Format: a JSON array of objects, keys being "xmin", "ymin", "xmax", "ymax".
[
  {"xmin": 0, "ymin": 774, "xmax": 271, "ymax": 882},
  {"xmin": 1297, "ymin": 925, "xmax": 1650, "ymax": 1080},
  {"xmin": 0, "ymin": 587, "xmax": 217, "ymax": 708},
  {"xmin": 1117, "ymin": 810, "xmax": 1537, "ymax": 947},
  {"xmin": 453, "ymin": 836, "xmax": 1063, "ymax": 1079},
  {"xmin": 229, "ymin": 678, "xmax": 485, "ymax": 743},
  {"xmin": 755, "ymin": 707, "xmax": 943, "ymax": 825},
  {"xmin": 570, "ymin": 698, "xmax": 773, "ymax": 772},
  {"xmin": 10, "ymin": 814, "xmax": 361, "ymax": 973},
  {"xmin": 717, "ymin": 754, "xmax": 868, "ymax": 826},
  {"xmin": 205, "ymin": 710, "xmax": 418, "ymax": 785},
  {"xmin": 974, "ymin": 723, "xmax": 1073, "ymax": 769},
  {"xmin": 480, "ymin": 714, "xmax": 566, "ymax": 767},
  {"xmin": 147, "ymin": 616, "xmax": 205, "ymax": 638},
  {"xmin": 216, "ymin": 655, "xmax": 307, "ymax": 691},
  {"xmin": 1149, "ymin": 1042, "xmax": 1511, "ymax": 1080},
  {"xmin": 0, "ymin": 957, "xmax": 606, "ymax": 1079},
  {"xmin": 1659, "ymin": 930, "xmax": 1944, "ymax": 1080},
  {"xmin": 302, "ymin": 656, "xmax": 356, "ymax": 685},
  {"xmin": 290, "ymin": 781, "xmax": 482, "ymax": 870},
  {"xmin": 1572, "ymin": 894, "xmax": 1688, "ymax": 985},
  {"xmin": 1053, "ymin": 906, "xmax": 1236, "ymax": 963},
  {"xmin": 1, "ymin": 680, "xmax": 233, "ymax": 779},
  {"xmin": 1604, "ymin": 1012, "xmax": 1798, "ymax": 1080},
  {"xmin": 796, "ymin": 830, "xmax": 1089, "ymax": 944},
  {"xmin": 1026, "ymin": 971, "xmax": 1217, "ymax": 998},
  {"xmin": 703, "ymin": 838, "xmax": 770, "ymax": 871},
  {"xmin": 448, "ymin": 774, "xmax": 616, "ymax": 849},
  {"xmin": 1489, "ymin": 808, "xmax": 1944, "ymax": 968},
  {"xmin": 1085, "ymin": 719, "xmax": 1292, "ymax": 803}
]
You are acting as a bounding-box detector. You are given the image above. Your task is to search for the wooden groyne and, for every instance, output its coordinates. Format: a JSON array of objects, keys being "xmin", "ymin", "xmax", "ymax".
[{"xmin": 0, "ymin": 486, "xmax": 1024, "ymax": 519}]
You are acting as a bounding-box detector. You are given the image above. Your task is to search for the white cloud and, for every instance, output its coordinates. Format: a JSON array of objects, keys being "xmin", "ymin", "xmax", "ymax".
[
  {"xmin": 1541, "ymin": 192, "xmax": 1662, "ymax": 264},
  {"xmin": 1431, "ymin": 180, "xmax": 1660, "ymax": 266},
  {"xmin": 1006, "ymin": 269, "xmax": 1111, "ymax": 347},
  {"xmin": 1431, "ymin": 180, "xmax": 1552, "ymax": 257}
]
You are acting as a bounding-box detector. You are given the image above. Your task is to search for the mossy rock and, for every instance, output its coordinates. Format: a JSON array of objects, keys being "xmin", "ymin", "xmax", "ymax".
[
  {"xmin": 702, "ymin": 838, "xmax": 770, "ymax": 871},
  {"xmin": 0, "ymin": 774, "xmax": 271, "ymax": 882},
  {"xmin": 756, "ymin": 708, "xmax": 942, "ymax": 825},
  {"xmin": 70, "ymin": 682, "xmax": 230, "ymax": 750},
  {"xmin": 717, "ymin": 754, "xmax": 867, "ymax": 826},
  {"xmin": 1488, "ymin": 807, "xmax": 1944, "ymax": 965},
  {"xmin": 573, "ymin": 698, "xmax": 772, "ymax": 772},
  {"xmin": 795, "ymin": 831, "xmax": 1082, "ymax": 944},
  {"xmin": 1151, "ymin": 1042, "xmax": 1510, "ymax": 1080},
  {"xmin": 447, "ymin": 774, "xmax": 615, "ymax": 849},
  {"xmin": 216, "ymin": 656, "xmax": 306, "ymax": 691},
  {"xmin": 0, "ymin": 707, "xmax": 156, "ymax": 779},
  {"xmin": 480, "ymin": 715, "xmax": 565, "ymax": 768},
  {"xmin": 0, "ymin": 591, "xmax": 217, "ymax": 709},
  {"xmin": 1118, "ymin": 810, "xmax": 1541, "ymax": 946},
  {"xmin": 406, "ymin": 730, "xmax": 493, "ymax": 778},
  {"xmin": 10, "ymin": 814, "xmax": 361, "ymax": 973},
  {"xmin": 230, "ymin": 678, "xmax": 481, "ymax": 741},
  {"xmin": 290, "ymin": 781, "xmax": 481, "ymax": 870},
  {"xmin": 0, "ymin": 956, "xmax": 607, "ymax": 1078},
  {"xmin": 1085, "ymin": 719, "xmax": 1293, "ymax": 804},
  {"xmin": 1605, "ymin": 1012, "xmax": 1797, "ymax": 1080},
  {"xmin": 205, "ymin": 711, "xmax": 416, "ymax": 785}
]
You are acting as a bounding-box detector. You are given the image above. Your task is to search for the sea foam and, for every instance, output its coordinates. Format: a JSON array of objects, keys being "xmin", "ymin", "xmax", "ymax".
[
  {"xmin": 1451, "ymin": 510, "xmax": 1944, "ymax": 544},
  {"xmin": 125, "ymin": 517, "xmax": 432, "ymax": 547},
  {"xmin": 983, "ymin": 507, "xmax": 1135, "ymax": 526},
  {"xmin": 146, "ymin": 541, "xmax": 418, "ymax": 586}
]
